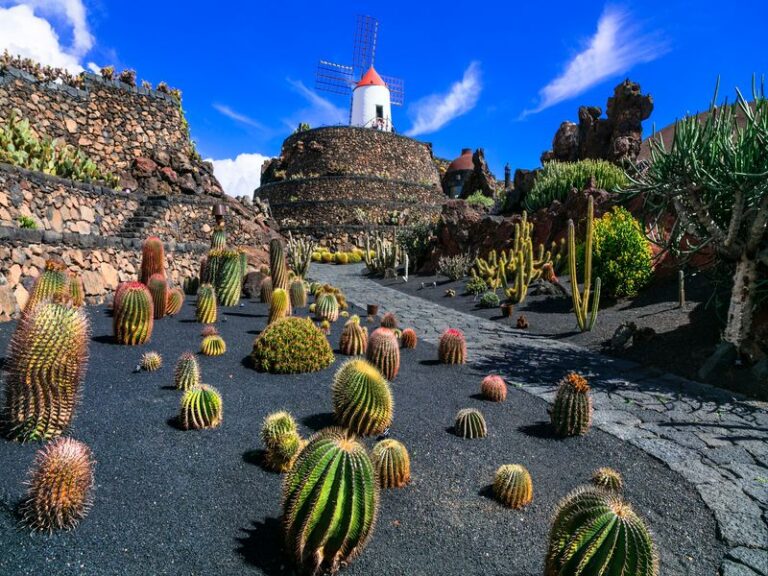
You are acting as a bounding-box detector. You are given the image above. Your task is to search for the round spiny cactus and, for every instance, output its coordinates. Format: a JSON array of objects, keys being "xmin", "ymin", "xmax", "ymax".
[
  {"xmin": 372, "ymin": 439, "xmax": 410, "ymax": 489},
  {"xmin": 551, "ymin": 372, "xmax": 592, "ymax": 437},
  {"xmin": 201, "ymin": 330, "xmax": 226, "ymax": 356},
  {"xmin": 439, "ymin": 328, "xmax": 466, "ymax": 364},
  {"xmin": 21, "ymin": 437, "xmax": 94, "ymax": 531},
  {"xmin": 166, "ymin": 287, "xmax": 184, "ymax": 316},
  {"xmin": 140, "ymin": 236, "xmax": 165, "ymax": 285},
  {"xmin": 545, "ymin": 487, "xmax": 658, "ymax": 576},
  {"xmin": 25, "ymin": 258, "xmax": 70, "ymax": 312},
  {"xmin": 196, "ymin": 284, "xmax": 217, "ymax": 324},
  {"xmin": 68, "ymin": 272, "xmax": 85, "ymax": 307},
  {"xmin": 366, "ymin": 327, "xmax": 400, "ymax": 380},
  {"xmin": 269, "ymin": 238, "xmax": 289, "ymax": 291},
  {"xmin": 308, "ymin": 302, "xmax": 316, "ymax": 314},
  {"xmin": 251, "ymin": 317, "xmax": 334, "ymax": 374},
  {"xmin": 591, "ymin": 467, "xmax": 623, "ymax": 492},
  {"xmin": 380, "ymin": 312, "xmax": 398, "ymax": 330},
  {"xmin": 400, "ymin": 328, "xmax": 417, "ymax": 349},
  {"xmin": 174, "ymin": 352, "xmax": 201, "ymax": 391},
  {"xmin": 113, "ymin": 282, "xmax": 153, "ymax": 345},
  {"xmin": 261, "ymin": 411, "xmax": 303, "ymax": 472},
  {"xmin": 480, "ymin": 375, "xmax": 507, "ymax": 402},
  {"xmin": 4, "ymin": 301, "xmax": 90, "ymax": 441},
  {"xmin": 214, "ymin": 249, "xmax": 243, "ymax": 306},
  {"xmin": 454, "ymin": 408, "xmax": 487, "ymax": 439},
  {"xmin": 319, "ymin": 319, "xmax": 331, "ymax": 334},
  {"xmin": 260, "ymin": 276, "xmax": 273, "ymax": 304},
  {"xmin": 332, "ymin": 359, "xmax": 393, "ymax": 436},
  {"xmin": 282, "ymin": 428, "xmax": 378, "ymax": 575},
  {"xmin": 141, "ymin": 351, "xmax": 162, "ymax": 372},
  {"xmin": 147, "ymin": 273, "xmax": 169, "ymax": 319},
  {"xmin": 180, "ymin": 384, "xmax": 223, "ymax": 430},
  {"xmin": 339, "ymin": 315, "xmax": 368, "ymax": 356},
  {"xmin": 493, "ymin": 464, "xmax": 533, "ymax": 509},
  {"xmin": 315, "ymin": 292, "xmax": 339, "ymax": 322},
  {"xmin": 289, "ymin": 279, "xmax": 307, "ymax": 308},
  {"xmin": 268, "ymin": 287, "xmax": 292, "ymax": 324}
]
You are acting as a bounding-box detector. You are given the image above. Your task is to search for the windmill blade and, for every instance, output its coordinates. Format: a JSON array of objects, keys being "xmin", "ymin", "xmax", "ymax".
[
  {"xmin": 353, "ymin": 15, "xmax": 378, "ymax": 74},
  {"xmin": 381, "ymin": 74, "xmax": 405, "ymax": 106},
  {"xmin": 315, "ymin": 61, "xmax": 354, "ymax": 96}
]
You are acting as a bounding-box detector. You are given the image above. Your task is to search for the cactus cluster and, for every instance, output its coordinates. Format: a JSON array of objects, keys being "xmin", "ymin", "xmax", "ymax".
[
  {"xmin": 551, "ymin": 372, "xmax": 592, "ymax": 437},
  {"xmin": 286, "ymin": 231, "xmax": 316, "ymax": 278},
  {"xmin": 493, "ymin": 464, "xmax": 533, "ymax": 509},
  {"xmin": 113, "ymin": 282, "xmax": 154, "ymax": 345},
  {"xmin": 200, "ymin": 326, "xmax": 226, "ymax": 356},
  {"xmin": 366, "ymin": 327, "xmax": 400, "ymax": 380},
  {"xmin": 260, "ymin": 276, "xmax": 273, "ymax": 304},
  {"xmin": 251, "ymin": 317, "xmax": 334, "ymax": 374},
  {"xmin": 592, "ymin": 467, "xmax": 624, "ymax": 492},
  {"xmin": 480, "ymin": 375, "xmax": 507, "ymax": 402},
  {"xmin": 364, "ymin": 231, "xmax": 401, "ymax": 277},
  {"xmin": 332, "ymin": 359, "xmax": 393, "ymax": 436},
  {"xmin": 174, "ymin": 352, "xmax": 201, "ymax": 391},
  {"xmin": 141, "ymin": 351, "xmax": 162, "ymax": 372},
  {"xmin": 400, "ymin": 328, "xmax": 417, "ymax": 349},
  {"xmin": 339, "ymin": 315, "xmax": 368, "ymax": 356},
  {"xmin": 289, "ymin": 279, "xmax": 307, "ymax": 308},
  {"xmin": 140, "ymin": 237, "xmax": 165, "ymax": 285},
  {"xmin": 261, "ymin": 411, "xmax": 304, "ymax": 472},
  {"xmin": 25, "ymin": 258, "xmax": 70, "ymax": 312},
  {"xmin": 371, "ymin": 439, "xmax": 411, "ymax": 489},
  {"xmin": 454, "ymin": 408, "xmax": 487, "ymax": 439},
  {"xmin": 147, "ymin": 273, "xmax": 169, "ymax": 319},
  {"xmin": 179, "ymin": 384, "xmax": 223, "ymax": 430},
  {"xmin": 438, "ymin": 328, "xmax": 466, "ymax": 365},
  {"xmin": 269, "ymin": 239, "xmax": 290, "ymax": 291},
  {"xmin": 268, "ymin": 287, "xmax": 292, "ymax": 324},
  {"xmin": 569, "ymin": 195, "xmax": 601, "ymax": 332},
  {"xmin": 315, "ymin": 292, "xmax": 340, "ymax": 322},
  {"xmin": 166, "ymin": 287, "xmax": 184, "ymax": 316},
  {"xmin": 196, "ymin": 284, "xmax": 217, "ymax": 324}
]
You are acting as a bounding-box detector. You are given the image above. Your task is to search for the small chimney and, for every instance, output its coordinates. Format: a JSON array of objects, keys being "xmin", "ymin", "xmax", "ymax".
[{"xmin": 461, "ymin": 148, "xmax": 472, "ymax": 155}]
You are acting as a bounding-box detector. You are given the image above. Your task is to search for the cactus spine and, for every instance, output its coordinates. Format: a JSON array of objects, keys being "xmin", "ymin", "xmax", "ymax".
[
  {"xmin": 261, "ymin": 411, "xmax": 304, "ymax": 472},
  {"xmin": 147, "ymin": 273, "xmax": 169, "ymax": 319},
  {"xmin": 268, "ymin": 287, "xmax": 292, "ymax": 324},
  {"xmin": 332, "ymin": 359, "xmax": 393, "ymax": 436},
  {"xmin": 269, "ymin": 238, "xmax": 289, "ymax": 291},
  {"xmin": 400, "ymin": 328, "xmax": 417, "ymax": 349},
  {"xmin": 315, "ymin": 292, "xmax": 340, "ymax": 322},
  {"xmin": 366, "ymin": 327, "xmax": 400, "ymax": 380},
  {"xmin": 140, "ymin": 236, "xmax": 165, "ymax": 285},
  {"xmin": 174, "ymin": 352, "xmax": 201, "ymax": 391},
  {"xmin": 196, "ymin": 284, "xmax": 217, "ymax": 324},
  {"xmin": 25, "ymin": 259, "xmax": 70, "ymax": 312},
  {"xmin": 113, "ymin": 282, "xmax": 154, "ymax": 345},
  {"xmin": 372, "ymin": 439, "xmax": 411, "ymax": 489},
  {"xmin": 289, "ymin": 279, "xmax": 307, "ymax": 308},
  {"xmin": 260, "ymin": 276, "xmax": 273, "ymax": 304},
  {"xmin": 569, "ymin": 195, "xmax": 601, "ymax": 331},
  {"xmin": 339, "ymin": 315, "xmax": 368, "ymax": 356},
  {"xmin": 180, "ymin": 384, "xmax": 223, "ymax": 430},
  {"xmin": 551, "ymin": 372, "xmax": 593, "ymax": 437},
  {"xmin": 454, "ymin": 408, "xmax": 487, "ymax": 439},
  {"xmin": 592, "ymin": 467, "xmax": 624, "ymax": 492},
  {"xmin": 438, "ymin": 328, "xmax": 467, "ymax": 364},
  {"xmin": 493, "ymin": 464, "xmax": 533, "ymax": 509},
  {"xmin": 480, "ymin": 375, "xmax": 507, "ymax": 402}
]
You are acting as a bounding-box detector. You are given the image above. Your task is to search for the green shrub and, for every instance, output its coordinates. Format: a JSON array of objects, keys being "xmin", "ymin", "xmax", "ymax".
[
  {"xmin": 479, "ymin": 291, "xmax": 500, "ymax": 308},
  {"xmin": 524, "ymin": 160, "xmax": 627, "ymax": 212},
  {"xmin": 465, "ymin": 275, "xmax": 487, "ymax": 295},
  {"xmin": 396, "ymin": 221, "xmax": 434, "ymax": 269},
  {"xmin": 466, "ymin": 191, "xmax": 494, "ymax": 209},
  {"xmin": 437, "ymin": 253, "xmax": 474, "ymax": 281},
  {"xmin": 251, "ymin": 317, "xmax": 334, "ymax": 374},
  {"xmin": 17, "ymin": 215, "xmax": 37, "ymax": 229}
]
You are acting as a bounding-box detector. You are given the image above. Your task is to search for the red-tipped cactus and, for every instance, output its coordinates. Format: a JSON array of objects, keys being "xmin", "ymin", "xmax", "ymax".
[
  {"xmin": 380, "ymin": 312, "xmax": 398, "ymax": 330},
  {"xmin": 166, "ymin": 287, "xmax": 184, "ymax": 316},
  {"xmin": 438, "ymin": 328, "xmax": 466, "ymax": 365},
  {"xmin": 339, "ymin": 315, "xmax": 368, "ymax": 356},
  {"xmin": 551, "ymin": 372, "xmax": 593, "ymax": 437},
  {"xmin": 147, "ymin": 273, "xmax": 169, "ymax": 319},
  {"xmin": 140, "ymin": 236, "xmax": 165, "ymax": 285},
  {"xmin": 480, "ymin": 375, "xmax": 507, "ymax": 402},
  {"xmin": 113, "ymin": 282, "xmax": 153, "ymax": 345},
  {"xmin": 366, "ymin": 327, "xmax": 400, "ymax": 380},
  {"xmin": 25, "ymin": 259, "xmax": 70, "ymax": 312},
  {"xmin": 400, "ymin": 328, "xmax": 417, "ymax": 349}
]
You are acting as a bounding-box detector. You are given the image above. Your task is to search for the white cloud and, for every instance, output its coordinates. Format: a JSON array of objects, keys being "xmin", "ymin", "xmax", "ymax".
[
  {"xmin": 522, "ymin": 6, "xmax": 668, "ymax": 116},
  {"xmin": 405, "ymin": 61, "xmax": 482, "ymax": 137},
  {"xmin": 213, "ymin": 103, "xmax": 267, "ymax": 130},
  {"xmin": 86, "ymin": 61, "xmax": 100, "ymax": 74},
  {"xmin": 19, "ymin": 0, "xmax": 94, "ymax": 56},
  {"xmin": 284, "ymin": 79, "xmax": 347, "ymax": 129},
  {"xmin": 208, "ymin": 152, "xmax": 270, "ymax": 198}
]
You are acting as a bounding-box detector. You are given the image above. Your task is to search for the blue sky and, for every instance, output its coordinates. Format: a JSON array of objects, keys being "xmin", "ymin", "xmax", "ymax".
[{"xmin": 1, "ymin": 0, "xmax": 767, "ymax": 196}]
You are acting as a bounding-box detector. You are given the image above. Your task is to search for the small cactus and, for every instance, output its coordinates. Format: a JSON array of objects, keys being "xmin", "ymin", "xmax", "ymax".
[
  {"xmin": 371, "ymin": 439, "xmax": 410, "ymax": 489},
  {"xmin": 516, "ymin": 314, "xmax": 529, "ymax": 329},
  {"xmin": 366, "ymin": 327, "xmax": 400, "ymax": 380},
  {"xmin": 113, "ymin": 282, "xmax": 153, "ymax": 345},
  {"xmin": 260, "ymin": 276, "xmax": 273, "ymax": 304},
  {"xmin": 141, "ymin": 351, "xmax": 162, "ymax": 372},
  {"xmin": 308, "ymin": 302, "xmax": 316, "ymax": 314},
  {"xmin": 315, "ymin": 292, "xmax": 339, "ymax": 322},
  {"xmin": 140, "ymin": 236, "xmax": 165, "ymax": 285},
  {"xmin": 68, "ymin": 272, "xmax": 85, "ymax": 307},
  {"xmin": 261, "ymin": 411, "xmax": 304, "ymax": 472},
  {"xmin": 20, "ymin": 437, "xmax": 95, "ymax": 531},
  {"xmin": 289, "ymin": 279, "xmax": 307, "ymax": 308},
  {"xmin": 332, "ymin": 359, "xmax": 393, "ymax": 436},
  {"xmin": 400, "ymin": 328, "xmax": 417, "ymax": 349},
  {"xmin": 147, "ymin": 273, "xmax": 169, "ymax": 319},
  {"xmin": 339, "ymin": 315, "xmax": 368, "ymax": 355},
  {"xmin": 380, "ymin": 312, "xmax": 398, "ymax": 329},
  {"xmin": 592, "ymin": 467, "xmax": 623, "ymax": 492},
  {"xmin": 319, "ymin": 319, "xmax": 331, "ymax": 334},
  {"xmin": 454, "ymin": 408, "xmax": 487, "ymax": 439},
  {"xmin": 551, "ymin": 372, "xmax": 592, "ymax": 437},
  {"xmin": 480, "ymin": 375, "xmax": 507, "ymax": 402},
  {"xmin": 268, "ymin": 287, "xmax": 291, "ymax": 324},
  {"xmin": 174, "ymin": 352, "xmax": 200, "ymax": 391},
  {"xmin": 25, "ymin": 259, "xmax": 70, "ymax": 312},
  {"xmin": 180, "ymin": 384, "xmax": 223, "ymax": 430},
  {"xmin": 493, "ymin": 464, "xmax": 533, "ymax": 509},
  {"xmin": 166, "ymin": 287, "xmax": 184, "ymax": 316},
  {"xmin": 438, "ymin": 328, "xmax": 466, "ymax": 364},
  {"xmin": 201, "ymin": 328, "xmax": 226, "ymax": 356},
  {"xmin": 196, "ymin": 284, "xmax": 217, "ymax": 324}
]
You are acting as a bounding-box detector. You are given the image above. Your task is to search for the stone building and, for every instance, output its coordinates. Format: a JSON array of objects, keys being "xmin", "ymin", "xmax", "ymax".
[{"xmin": 442, "ymin": 149, "xmax": 474, "ymax": 198}]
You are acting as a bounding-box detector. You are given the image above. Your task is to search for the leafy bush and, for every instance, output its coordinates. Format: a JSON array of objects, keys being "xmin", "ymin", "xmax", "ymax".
[
  {"xmin": 465, "ymin": 275, "xmax": 488, "ymax": 295},
  {"xmin": 17, "ymin": 215, "xmax": 37, "ymax": 229},
  {"xmin": 524, "ymin": 160, "xmax": 627, "ymax": 212},
  {"xmin": 396, "ymin": 221, "xmax": 434, "ymax": 269},
  {"xmin": 479, "ymin": 291, "xmax": 500, "ymax": 308},
  {"xmin": 438, "ymin": 253, "xmax": 474, "ymax": 281},
  {"xmin": 466, "ymin": 191, "xmax": 494, "ymax": 209},
  {"xmin": 251, "ymin": 317, "xmax": 334, "ymax": 374}
]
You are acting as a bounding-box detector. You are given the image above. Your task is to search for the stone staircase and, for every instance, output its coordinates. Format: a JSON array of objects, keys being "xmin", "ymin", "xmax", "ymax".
[{"xmin": 121, "ymin": 195, "xmax": 170, "ymax": 239}]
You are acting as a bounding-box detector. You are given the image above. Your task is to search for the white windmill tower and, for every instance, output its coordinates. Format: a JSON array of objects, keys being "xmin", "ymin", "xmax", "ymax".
[{"xmin": 315, "ymin": 15, "xmax": 405, "ymax": 132}]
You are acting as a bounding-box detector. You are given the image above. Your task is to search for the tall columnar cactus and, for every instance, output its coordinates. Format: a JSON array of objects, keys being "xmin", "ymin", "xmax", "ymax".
[
  {"xmin": 147, "ymin": 273, "xmax": 169, "ymax": 319},
  {"xmin": 371, "ymin": 439, "xmax": 411, "ymax": 489},
  {"xmin": 213, "ymin": 249, "xmax": 243, "ymax": 306},
  {"xmin": 174, "ymin": 352, "xmax": 201, "ymax": 391},
  {"xmin": 289, "ymin": 279, "xmax": 307, "ymax": 308},
  {"xmin": 400, "ymin": 328, "xmax": 417, "ymax": 349},
  {"xmin": 569, "ymin": 195, "xmax": 601, "ymax": 332},
  {"xmin": 196, "ymin": 284, "xmax": 217, "ymax": 324},
  {"xmin": 268, "ymin": 288, "xmax": 292, "ymax": 324},
  {"xmin": 113, "ymin": 282, "xmax": 154, "ymax": 345},
  {"xmin": 480, "ymin": 375, "xmax": 507, "ymax": 402},
  {"xmin": 20, "ymin": 437, "xmax": 95, "ymax": 531},
  {"xmin": 339, "ymin": 315, "xmax": 368, "ymax": 356},
  {"xmin": 4, "ymin": 301, "xmax": 90, "ymax": 441},
  {"xmin": 200, "ymin": 327, "xmax": 226, "ymax": 356},
  {"xmin": 260, "ymin": 276, "xmax": 273, "ymax": 304},
  {"xmin": 315, "ymin": 292, "xmax": 340, "ymax": 322},
  {"xmin": 592, "ymin": 467, "xmax": 624, "ymax": 492},
  {"xmin": 438, "ymin": 328, "xmax": 467, "ymax": 365},
  {"xmin": 332, "ymin": 359, "xmax": 393, "ymax": 436},
  {"xmin": 68, "ymin": 272, "xmax": 85, "ymax": 307},
  {"xmin": 269, "ymin": 238, "xmax": 289, "ymax": 291},
  {"xmin": 180, "ymin": 384, "xmax": 223, "ymax": 430},
  {"xmin": 282, "ymin": 428, "xmax": 378, "ymax": 575},
  {"xmin": 545, "ymin": 487, "xmax": 658, "ymax": 576},
  {"xmin": 493, "ymin": 464, "xmax": 533, "ymax": 509},
  {"xmin": 286, "ymin": 231, "xmax": 316, "ymax": 278},
  {"xmin": 551, "ymin": 372, "xmax": 593, "ymax": 437},
  {"xmin": 454, "ymin": 408, "xmax": 487, "ymax": 439},
  {"xmin": 261, "ymin": 411, "xmax": 304, "ymax": 472},
  {"xmin": 366, "ymin": 327, "xmax": 400, "ymax": 380},
  {"xmin": 25, "ymin": 259, "xmax": 70, "ymax": 312},
  {"xmin": 211, "ymin": 226, "xmax": 227, "ymax": 250},
  {"xmin": 140, "ymin": 236, "xmax": 165, "ymax": 285},
  {"xmin": 380, "ymin": 312, "xmax": 398, "ymax": 330}
]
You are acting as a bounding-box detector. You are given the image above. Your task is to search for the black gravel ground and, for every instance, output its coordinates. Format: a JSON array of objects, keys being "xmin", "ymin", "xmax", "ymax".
[{"xmin": 0, "ymin": 297, "xmax": 723, "ymax": 575}]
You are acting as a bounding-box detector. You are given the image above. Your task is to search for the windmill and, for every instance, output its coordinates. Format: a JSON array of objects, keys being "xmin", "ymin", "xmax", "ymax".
[{"xmin": 315, "ymin": 15, "xmax": 404, "ymax": 131}]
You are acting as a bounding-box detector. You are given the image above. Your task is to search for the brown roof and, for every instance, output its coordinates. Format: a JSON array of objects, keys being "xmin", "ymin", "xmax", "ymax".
[{"xmin": 446, "ymin": 148, "xmax": 473, "ymax": 172}]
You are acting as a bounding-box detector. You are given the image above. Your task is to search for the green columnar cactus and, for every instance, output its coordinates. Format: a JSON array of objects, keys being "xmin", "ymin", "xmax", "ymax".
[
  {"xmin": 211, "ymin": 227, "xmax": 227, "ymax": 250},
  {"xmin": 339, "ymin": 315, "xmax": 368, "ymax": 356},
  {"xmin": 366, "ymin": 327, "xmax": 400, "ymax": 380},
  {"xmin": 289, "ymin": 279, "xmax": 307, "ymax": 308},
  {"xmin": 4, "ymin": 301, "xmax": 90, "ymax": 441},
  {"xmin": 380, "ymin": 312, "xmax": 398, "ymax": 330},
  {"xmin": 332, "ymin": 359, "xmax": 393, "ymax": 436},
  {"xmin": 180, "ymin": 384, "xmax": 223, "ymax": 430},
  {"xmin": 20, "ymin": 437, "xmax": 95, "ymax": 531},
  {"xmin": 196, "ymin": 284, "xmax": 217, "ymax": 324},
  {"xmin": 438, "ymin": 328, "xmax": 466, "ymax": 364},
  {"xmin": 371, "ymin": 439, "xmax": 411, "ymax": 489},
  {"xmin": 282, "ymin": 428, "xmax": 378, "ymax": 575},
  {"xmin": 25, "ymin": 259, "xmax": 70, "ymax": 312},
  {"xmin": 261, "ymin": 411, "xmax": 304, "ymax": 472},
  {"xmin": 545, "ymin": 487, "xmax": 658, "ymax": 576},
  {"xmin": 147, "ymin": 273, "xmax": 169, "ymax": 319},
  {"xmin": 140, "ymin": 236, "xmax": 165, "ymax": 285},
  {"xmin": 141, "ymin": 351, "xmax": 162, "ymax": 372},
  {"xmin": 480, "ymin": 375, "xmax": 507, "ymax": 402},
  {"xmin": 113, "ymin": 282, "xmax": 154, "ymax": 345},
  {"xmin": 200, "ymin": 327, "xmax": 226, "ymax": 356},
  {"xmin": 269, "ymin": 238, "xmax": 289, "ymax": 291},
  {"xmin": 569, "ymin": 195, "xmax": 601, "ymax": 332},
  {"xmin": 454, "ymin": 408, "xmax": 487, "ymax": 439},
  {"xmin": 315, "ymin": 292, "xmax": 340, "ymax": 322},
  {"xmin": 286, "ymin": 231, "xmax": 316, "ymax": 278},
  {"xmin": 551, "ymin": 372, "xmax": 593, "ymax": 437},
  {"xmin": 592, "ymin": 467, "xmax": 624, "ymax": 492},
  {"xmin": 493, "ymin": 464, "xmax": 533, "ymax": 509},
  {"xmin": 238, "ymin": 247, "xmax": 248, "ymax": 278},
  {"xmin": 174, "ymin": 352, "xmax": 201, "ymax": 391},
  {"xmin": 166, "ymin": 287, "xmax": 184, "ymax": 316},
  {"xmin": 68, "ymin": 272, "xmax": 85, "ymax": 307},
  {"xmin": 214, "ymin": 249, "xmax": 242, "ymax": 306},
  {"xmin": 260, "ymin": 276, "xmax": 273, "ymax": 304},
  {"xmin": 268, "ymin": 287, "xmax": 292, "ymax": 324},
  {"xmin": 400, "ymin": 328, "xmax": 417, "ymax": 349}
]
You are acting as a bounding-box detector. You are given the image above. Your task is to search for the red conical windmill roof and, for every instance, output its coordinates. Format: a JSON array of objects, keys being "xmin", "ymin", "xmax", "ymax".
[{"xmin": 356, "ymin": 66, "xmax": 387, "ymax": 89}]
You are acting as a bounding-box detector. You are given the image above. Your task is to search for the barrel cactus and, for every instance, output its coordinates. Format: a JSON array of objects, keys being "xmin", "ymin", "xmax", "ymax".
[
  {"xmin": 268, "ymin": 287, "xmax": 292, "ymax": 324},
  {"xmin": 260, "ymin": 276, "xmax": 273, "ymax": 304},
  {"xmin": 282, "ymin": 428, "xmax": 378, "ymax": 575},
  {"xmin": 339, "ymin": 315, "xmax": 368, "ymax": 356},
  {"xmin": 251, "ymin": 317, "xmax": 334, "ymax": 374},
  {"xmin": 493, "ymin": 464, "xmax": 533, "ymax": 509},
  {"xmin": 592, "ymin": 467, "xmax": 624, "ymax": 492},
  {"xmin": 68, "ymin": 272, "xmax": 85, "ymax": 307},
  {"xmin": 113, "ymin": 282, "xmax": 154, "ymax": 345},
  {"xmin": 332, "ymin": 359, "xmax": 393, "ymax": 436},
  {"xmin": 20, "ymin": 437, "xmax": 95, "ymax": 531},
  {"xmin": 211, "ymin": 227, "xmax": 227, "ymax": 250},
  {"xmin": 147, "ymin": 273, "xmax": 169, "ymax": 319},
  {"xmin": 380, "ymin": 312, "xmax": 398, "ymax": 330},
  {"xmin": 141, "ymin": 351, "xmax": 162, "ymax": 372},
  {"xmin": 371, "ymin": 439, "xmax": 410, "ymax": 489},
  {"xmin": 4, "ymin": 301, "xmax": 90, "ymax": 441},
  {"xmin": 213, "ymin": 249, "xmax": 242, "ymax": 306},
  {"xmin": 196, "ymin": 284, "xmax": 217, "ymax": 324},
  {"xmin": 25, "ymin": 259, "xmax": 70, "ymax": 312},
  {"xmin": 366, "ymin": 327, "xmax": 400, "ymax": 380},
  {"xmin": 454, "ymin": 408, "xmax": 487, "ymax": 439},
  {"xmin": 200, "ymin": 327, "xmax": 226, "ymax": 356},
  {"xmin": 400, "ymin": 328, "xmax": 417, "ymax": 349},
  {"xmin": 269, "ymin": 238, "xmax": 289, "ymax": 291},
  {"xmin": 261, "ymin": 411, "xmax": 304, "ymax": 472},
  {"xmin": 180, "ymin": 384, "xmax": 223, "ymax": 430},
  {"xmin": 174, "ymin": 352, "xmax": 201, "ymax": 391},
  {"xmin": 480, "ymin": 375, "xmax": 507, "ymax": 402},
  {"xmin": 315, "ymin": 292, "xmax": 339, "ymax": 322},
  {"xmin": 140, "ymin": 236, "xmax": 165, "ymax": 285},
  {"xmin": 545, "ymin": 487, "xmax": 658, "ymax": 576},
  {"xmin": 166, "ymin": 287, "xmax": 184, "ymax": 316},
  {"xmin": 439, "ymin": 328, "xmax": 466, "ymax": 364},
  {"xmin": 289, "ymin": 279, "xmax": 307, "ymax": 308},
  {"xmin": 551, "ymin": 372, "xmax": 593, "ymax": 437}
]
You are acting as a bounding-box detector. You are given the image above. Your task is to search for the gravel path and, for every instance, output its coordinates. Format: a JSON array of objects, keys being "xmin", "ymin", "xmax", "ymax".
[{"xmin": 311, "ymin": 263, "xmax": 768, "ymax": 576}]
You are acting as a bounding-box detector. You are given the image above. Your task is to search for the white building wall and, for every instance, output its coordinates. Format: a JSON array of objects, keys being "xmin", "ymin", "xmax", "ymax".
[{"xmin": 350, "ymin": 84, "xmax": 392, "ymax": 131}]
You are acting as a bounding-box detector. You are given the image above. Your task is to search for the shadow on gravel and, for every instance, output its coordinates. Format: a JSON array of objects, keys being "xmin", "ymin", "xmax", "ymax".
[
  {"xmin": 518, "ymin": 422, "xmax": 558, "ymax": 439},
  {"xmin": 242, "ymin": 449, "xmax": 270, "ymax": 470},
  {"xmin": 224, "ymin": 312, "xmax": 264, "ymax": 319},
  {"xmin": 420, "ymin": 359, "xmax": 441, "ymax": 367},
  {"xmin": 91, "ymin": 334, "xmax": 118, "ymax": 345},
  {"xmin": 302, "ymin": 412, "xmax": 335, "ymax": 432},
  {"xmin": 478, "ymin": 484, "xmax": 496, "ymax": 502},
  {"xmin": 166, "ymin": 417, "xmax": 184, "ymax": 431},
  {"xmin": 236, "ymin": 517, "xmax": 285, "ymax": 575}
]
